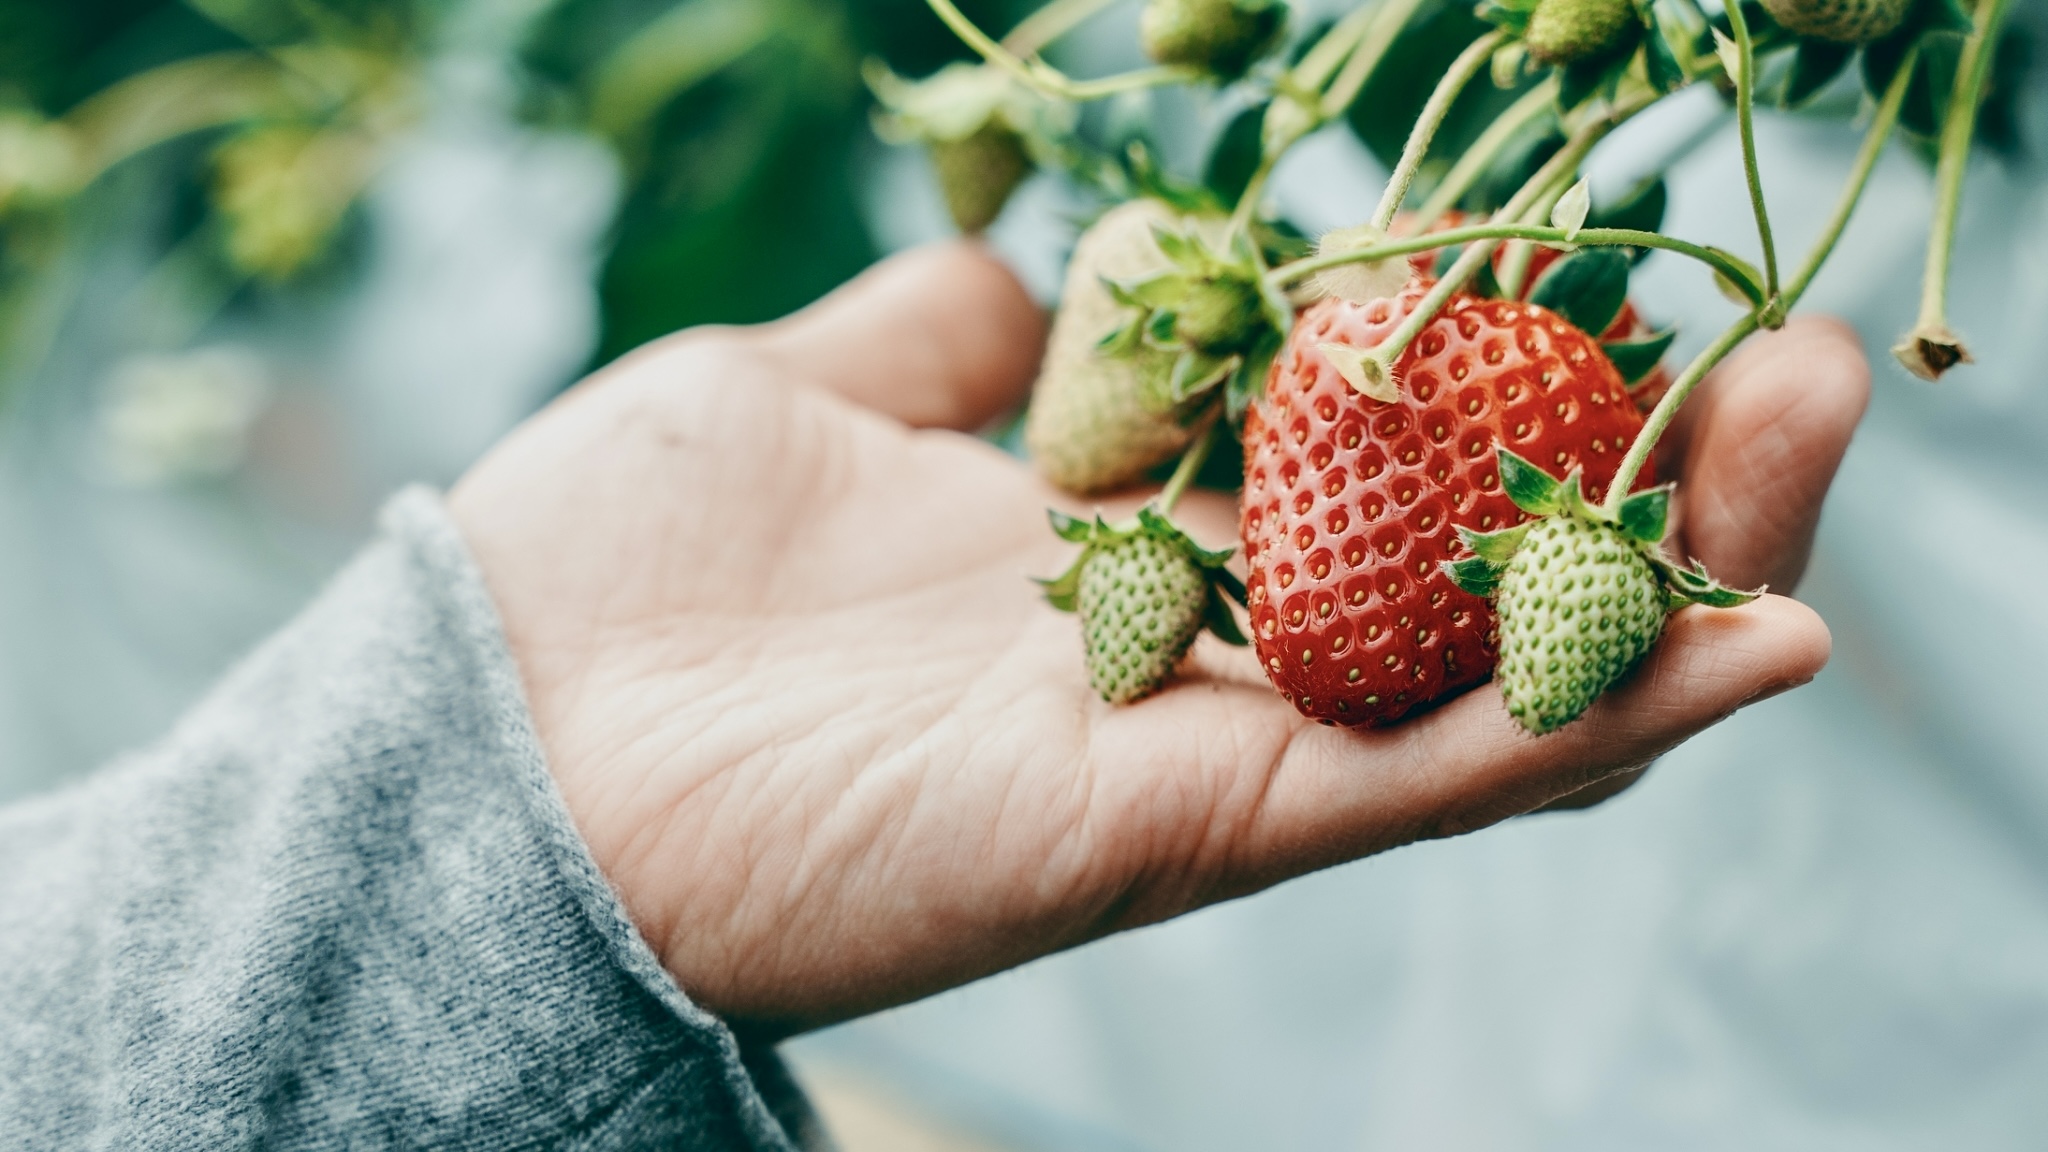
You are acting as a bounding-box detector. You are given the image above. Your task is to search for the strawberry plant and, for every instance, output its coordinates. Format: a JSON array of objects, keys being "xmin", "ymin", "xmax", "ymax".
[{"xmin": 903, "ymin": 0, "xmax": 2011, "ymax": 731}]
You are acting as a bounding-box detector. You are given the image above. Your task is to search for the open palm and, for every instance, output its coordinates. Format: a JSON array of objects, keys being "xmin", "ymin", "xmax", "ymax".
[{"xmin": 450, "ymin": 243, "xmax": 1864, "ymax": 1034}]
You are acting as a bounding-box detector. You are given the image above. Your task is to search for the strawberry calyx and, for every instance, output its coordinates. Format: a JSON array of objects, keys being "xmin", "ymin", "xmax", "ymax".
[
  {"xmin": 865, "ymin": 61, "xmax": 1074, "ymax": 233},
  {"xmin": 1442, "ymin": 446, "xmax": 1760, "ymax": 610},
  {"xmin": 1099, "ymin": 222, "xmax": 1287, "ymax": 417},
  {"xmin": 1041, "ymin": 505, "xmax": 1249, "ymax": 646}
]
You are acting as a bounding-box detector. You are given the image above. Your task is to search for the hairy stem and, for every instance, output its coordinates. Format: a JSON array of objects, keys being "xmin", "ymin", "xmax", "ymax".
[
  {"xmin": 1158, "ymin": 414, "xmax": 1221, "ymax": 515},
  {"xmin": 1003, "ymin": 0, "xmax": 1118, "ymax": 56},
  {"xmin": 1371, "ymin": 30, "xmax": 1504, "ymax": 230},
  {"xmin": 1722, "ymin": 0, "xmax": 1780, "ymax": 309},
  {"xmin": 1266, "ymin": 223, "xmax": 1765, "ymax": 303},
  {"xmin": 1412, "ymin": 77, "xmax": 1556, "ymax": 230},
  {"xmin": 1781, "ymin": 41, "xmax": 1918, "ymax": 311},
  {"xmin": 924, "ymin": 0, "xmax": 1194, "ymax": 100},
  {"xmin": 1495, "ymin": 165, "xmax": 1574, "ymax": 300},
  {"xmin": 1604, "ymin": 314, "xmax": 1759, "ymax": 511},
  {"xmin": 1913, "ymin": 0, "xmax": 2013, "ymax": 332}
]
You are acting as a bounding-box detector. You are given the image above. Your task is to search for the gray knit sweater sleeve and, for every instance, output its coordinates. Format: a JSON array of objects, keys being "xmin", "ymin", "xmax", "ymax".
[{"xmin": 0, "ymin": 489, "xmax": 822, "ymax": 1151}]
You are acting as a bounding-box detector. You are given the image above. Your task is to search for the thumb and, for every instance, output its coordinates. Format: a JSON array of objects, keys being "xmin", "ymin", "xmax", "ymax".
[{"xmin": 753, "ymin": 241, "xmax": 1048, "ymax": 432}]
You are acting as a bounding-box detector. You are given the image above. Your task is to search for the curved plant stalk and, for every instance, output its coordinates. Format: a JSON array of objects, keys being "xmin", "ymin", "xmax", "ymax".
[
  {"xmin": 1895, "ymin": 0, "xmax": 2014, "ymax": 380},
  {"xmin": 1003, "ymin": 0, "xmax": 1120, "ymax": 55},
  {"xmin": 1782, "ymin": 41, "xmax": 1919, "ymax": 311},
  {"xmin": 1328, "ymin": 86, "xmax": 1659, "ymax": 400},
  {"xmin": 1412, "ymin": 76, "xmax": 1557, "ymax": 229},
  {"xmin": 1718, "ymin": 0, "xmax": 1781, "ymax": 319},
  {"xmin": 589, "ymin": 0, "xmax": 778, "ymax": 142},
  {"xmin": 923, "ymin": 0, "xmax": 1197, "ymax": 101},
  {"xmin": 1266, "ymin": 223, "xmax": 1767, "ymax": 304},
  {"xmin": 1370, "ymin": 29, "xmax": 1503, "ymax": 231},
  {"xmin": 1157, "ymin": 412, "xmax": 1223, "ymax": 516},
  {"xmin": 1494, "ymin": 164, "xmax": 1574, "ymax": 300},
  {"xmin": 63, "ymin": 53, "xmax": 311, "ymax": 184},
  {"xmin": 1319, "ymin": 0, "xmax": 1433, "ymax": 120},
  {"xmin": 1605, "ymin": 42, "xmax": 1928, "ymax": 512}
]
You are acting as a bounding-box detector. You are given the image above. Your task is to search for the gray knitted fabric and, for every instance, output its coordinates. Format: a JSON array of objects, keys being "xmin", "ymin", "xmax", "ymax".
[{"xmin": 0, "ymin": 489, "xmax": 821, "ymax": 1151}]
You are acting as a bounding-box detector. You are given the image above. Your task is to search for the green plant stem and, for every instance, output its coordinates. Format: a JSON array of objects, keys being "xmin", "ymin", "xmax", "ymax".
[
  {"xmin": 1293, "ymin": 4, "xmax": 1382, "ymax": 90},
  {"xmin": 1412, "ymin": 77, "xmax": 1556, "ymax": 229},
  {"xmin": 1157, "ymin": 415, "xmax": 1220, "ymax": 515},
  {"xmin": 1495, "ymin": 166, "xmax": 1573, "ymax": 299},
  {"xmin": 1370, "ymin": 29, "xmax": 1503, "ymax": 230},
  {"xmin": 1266, "ymin": 223, "xmax": 1765, "ymax": 303},
  {"xmin": 1003, "ymin": 0, "xmax": 1118, "ymax": 55},
  {"xmin": 1603, "ymin": 314, "xmax": 1759, "ymax": 512},
  {"xmin": 923, "ymin": 0, "xmax": 1193, "ymax": 100},
  {"xmin": 1319, "ymin": 0, "xmax": 1430, "ymax": 118},
  {"xmin": 1781, "ymin": 41, "xmax": 1918, "ymax": 311},
  {"xmin": 1912, "ymin": 0, "xmax": 2014, "ymax": 332},
  {"xmin": 1722, "ymin": 0, "xmax": 1780, "ymax": 310}
]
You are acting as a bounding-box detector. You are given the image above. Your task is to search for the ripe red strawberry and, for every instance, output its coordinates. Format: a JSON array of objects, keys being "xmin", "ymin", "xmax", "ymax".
[{"xmin": 1240, "ymin": 284, "xmax": 1647, "ymax": 726}]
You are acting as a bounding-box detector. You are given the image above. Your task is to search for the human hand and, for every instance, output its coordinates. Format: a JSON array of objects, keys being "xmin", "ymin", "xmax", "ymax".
[{"xmin": 448, "ymin": 242, "xmax": 1865, "ymax": 1034}]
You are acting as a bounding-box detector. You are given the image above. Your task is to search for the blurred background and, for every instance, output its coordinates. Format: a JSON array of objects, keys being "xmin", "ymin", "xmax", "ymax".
[{"xmin": 6, "ymin": 0, "xmax": 2048, "ymax": 1149}]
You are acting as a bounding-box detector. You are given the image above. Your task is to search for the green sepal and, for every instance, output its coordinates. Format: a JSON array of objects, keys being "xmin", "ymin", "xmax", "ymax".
[
  {"xmin": 1529, "ymin": 248, "xmax": 1630, "ymax": 337},
  {"xmin": 1457, "ymin": 522, "xmax": 1532, "ymax": 564},
  {"xmin": 1556, "ymin": 49, "xmax": 1631, "ymax": 112},
  {"xmin": 1783, "ymin": 37, "xmax": 1854, "ymax": 107},
  {"xmin": 1476, "ymin": 0, "xmax": 1538, "ymax": 35},
  {"xmin": 1655, "ymin": 556, "xmax": 1764, "ymax": 608},
  {"xmin": 1442, "ymin": 556, "xmax": 1504, "ymax": 597},
  {"xmin": 1203, "ymin": 582, "xmax": 1250, "ymax": 646},
  {"xmin": 1226, "ymin": 325, "xmax": 1282, "ymax": 419},
  {"xmin": 1602, "ymin": 327, "xmax": 1677, "ymax": 384},
  {"xmin": 1136, "ymin": 505, "xmax": 1236, "ymax": 567},
  {"xmin": 1110, "ymin": 271, "xmax": 1195, "ymax": 311},
  {"xmin": 1643, "ymin": 21, "xmax": 1688, "ymax": 91},
  {"xmin": 1555, "ymin": 469, "xmax": 1596, "ymax": 519},
  {"xmin": 1168, "ymin": 349, "xmax": 1237, "ymax": 403},
  {"xmin": 1149, "ymin": 222, "xmax": 1203, "ymax": 266},
  {"xmin": 1047, "ymin": 508, "xmax": 1095, "ymax": 544},
  {"xmin": 1615, "ymin": 483, "xmax": 1672, "ymax": 544},
  {"xmin": 1497, "ymin": 445, "xmax": 1563, "ymax": 515}
]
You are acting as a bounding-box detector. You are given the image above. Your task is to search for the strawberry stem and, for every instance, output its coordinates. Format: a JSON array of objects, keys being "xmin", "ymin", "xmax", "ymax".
[
  {"xmin": 922, "ymin": 0, "xmax": 1197, "ymax": 101},
  {"xmin": 1906, "ymin": 0, "xmax": 2013, "ymax": 351},
  {"xmin": 1369, "ymin": 29, "xmax": 1503, "ymax": 231},
  {"xmin": 1494, "ymin": 166, "xmax": 1575, "ymax": 300},
  {"xmin": 1265, "ymin": 223, "xmax": 1763, "ymax": 303},
  {"xmin": 1604, "ymin": 313, "xmax": 1760, "ymax": 513},
  {"xmin": 1722, "ymin": 0, "xmax": 1781, "ymax": 318},
  {"xmin": 1158, "ymin": 413, "xmax": 1222, "ymax": 516},
  {"xmin": 1782, "ymin": 40, "xmax": 1919, "ymax": 312},
  {"xmin": 1316, "ymin": 0, "xmax": 1431, "ymax": 120},
  {"xmin": 1412, "ymin": 77, "xmax": 1557, "ymax": 232},
  {"xmin": 1001, "ymin": 0, "xmax": 1118, "ymax": 56}
]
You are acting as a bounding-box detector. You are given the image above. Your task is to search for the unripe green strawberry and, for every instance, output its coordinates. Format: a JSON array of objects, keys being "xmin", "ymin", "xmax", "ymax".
[
  {"xmin": 1026, "ymin": 200, "xmax": 1223, "ymax": 494},
  {"xmin": 1041, "ymin": 507, "xmax": 1248, "ymax": 704},
  {"xmin": 1759, "ymin": 0, "xmax": 1909, "ymax": 44},
  {"xmin": 1492, "ymin": 514, "xmax": 1664, "ymax": 733},
  {"xmin": 1523, "ymin": 0, "xmax": 1637, "ymax": 65},
  {"xmin": 1171, "ymin": 274, "xmax": 1264, "ymax": 352},
  {"xmin": 1444, "ymin": 448, "xmax": 1761, "ymax": 735},
  {"xmin": 867, "ymin": 62, "xmax": 1070, "ymax": 234},
  {"xmin": 1140, "ymin": 0, "xmax": 1287, "ymax": 78},
  {"xmin": 929, "ymin": 121, "xmax": 1031, "ymax": 234}
]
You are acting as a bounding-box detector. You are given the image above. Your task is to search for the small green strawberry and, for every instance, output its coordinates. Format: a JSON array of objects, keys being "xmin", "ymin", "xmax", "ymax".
[
  {"xmin": 1140, "ymin": 0, "xmax": 1288, "ymax": 78},
  {"xmin": 1760, "ymin": 0, "xmax": 1910, "ymax": 44},
  {"xmin": 1446, "ymin": 447, "xmax": 1760, "ymax": 734},
  {"xmin": 1041, "ymin": 506, "xmax": 1248, "ymax": 703},
  {"xmin": 1026, "ymin": 199, "xmax": 1279, "ymax": 494},
  {"xmin": 866, "ymin": 62, "xmax": 1070, "ymax": 234},
  {"xmin": 1522, "ymin": 0, "xmax": 1639, "ymax": 65}
]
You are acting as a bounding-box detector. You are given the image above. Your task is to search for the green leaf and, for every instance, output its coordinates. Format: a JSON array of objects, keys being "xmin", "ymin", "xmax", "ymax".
[
  {"xmin": 1442, "ymin": 557, "xmax": 1503, "ymax": 597},
  {"xmin": 1529, "ymin": 248, "xmax": 1630, "ymax": 337},
  {"xmin": 1588, "ymin": 176, "xmax": 1667, "ymax": 239},
  {"xmin": 1204, "ymin": 584, "xmax": 1251, "ymax": 646},
  {"xmin": 1643, "ymin": 22, "xmax": 1687, "ymax": 91},
  {"xmin": 1457, "ymin": 522, "xmax": 1532, "ymax": 564},
  {"xmin": 1705, "ymin": 247, "xmax": 1767, "ymax": 305},
  {"xmin": 1615, "ymin": 484, "xmax": 1672, "ymax": 544},
  {"xmin": 1602, "ymin": 327, "xmax": 1677, "ymax": 384},
  {"xmin": 1496, "ymin": 445, "xmax": 1563, "ymax": 515},
  {"xmin": 1148, "ymin": 309, "xmax": 1181, "ymax": 344},
  {"xmin": 1783, "ymin": 38, "xmax": 1854, "ymax": 107},
  {"xmin": 1150, "ymin": 224, "xmax": 1200, "ymax": 266}
]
